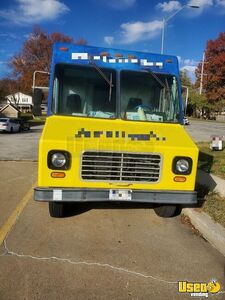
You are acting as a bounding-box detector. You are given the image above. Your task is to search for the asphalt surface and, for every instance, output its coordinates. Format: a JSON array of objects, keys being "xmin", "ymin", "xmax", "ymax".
[
  {"xmin": 0, "ymin": 120, "xmax": 225, "ymax": 299},
  {"xmin": 0, "ymin": 125, "xmax": 42, "ymax": 161},
  {"xmin": 185, "ymin": 119, "xmax": 225, "ymax": 142}
]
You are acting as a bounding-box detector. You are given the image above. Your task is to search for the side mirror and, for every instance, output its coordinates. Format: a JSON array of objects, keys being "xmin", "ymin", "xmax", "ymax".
[
  {"xmin": 32, "ymin": 70, "xmax": 50, "ymax": 116},
  {"xmin": 32, "ymin": 88, "xmax": 43, "ymax": 116}
]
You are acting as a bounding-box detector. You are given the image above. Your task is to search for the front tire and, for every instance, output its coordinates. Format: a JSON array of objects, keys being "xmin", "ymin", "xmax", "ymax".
[
  {"xmin": 154, "ymin": 205, "xmax": 179, "ymax": 218},
  {"xmin": 49, "ymin": 202, "xmax": 65, "ymax": 218}
]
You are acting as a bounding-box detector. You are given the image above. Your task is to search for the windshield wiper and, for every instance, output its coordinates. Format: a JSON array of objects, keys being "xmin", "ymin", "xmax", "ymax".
[
  {"xmin": 89, "ymin": 60, "xmax": 114, "ymax": 102},
  {"xmin": 143, "ymin": 68, "xmax": 168, "ymax": 91},
  {"xmin": 89, "ymin": 60, "xmax": 113, "ymax": 87}
]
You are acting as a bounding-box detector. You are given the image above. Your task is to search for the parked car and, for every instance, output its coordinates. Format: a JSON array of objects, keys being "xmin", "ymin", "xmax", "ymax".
[
  {"xmin": 17, "ymin": 118, "xmax": 31, "ymax": 131},
  {"xmin": 0, "ymin": 118, "xmax": 21, "ymax": 133},
  {"xmin": 183, "ymin": 117, "xmax": 190, "ymax": 125}
]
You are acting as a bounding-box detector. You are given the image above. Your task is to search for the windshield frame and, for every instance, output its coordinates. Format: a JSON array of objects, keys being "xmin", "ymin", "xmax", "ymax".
[{"xmin": 50, "ymin": 63, "xmax": 182, "ymax": 124}]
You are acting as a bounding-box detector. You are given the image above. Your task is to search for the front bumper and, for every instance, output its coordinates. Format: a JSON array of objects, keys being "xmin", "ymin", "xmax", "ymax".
[{"xmin": 34, "ymin": 187, "xmax": 197, "ymax": 204}]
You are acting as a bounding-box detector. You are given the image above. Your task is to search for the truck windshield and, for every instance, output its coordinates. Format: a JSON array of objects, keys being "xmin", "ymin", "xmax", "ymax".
[
  {"xmin": 120, "ymin": 70, "xmax": 180, "ymax": 123},
  {"xmin": 52, "ymin": 64, "xmax": 116, "ymax": 119}
]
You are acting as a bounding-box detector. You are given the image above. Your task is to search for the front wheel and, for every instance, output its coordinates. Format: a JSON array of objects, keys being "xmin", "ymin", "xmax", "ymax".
[
  {"xmin": 154, "ymin": 205, "xmax": 180, "ymax": 218},
  {"xmin": 49, "ymin": 202, "xmax": 66, "ymax": 218}
]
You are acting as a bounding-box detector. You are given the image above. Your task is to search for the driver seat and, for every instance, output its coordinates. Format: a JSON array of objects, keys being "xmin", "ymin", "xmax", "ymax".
[{"xmin": 66, "ymin": 94, "xmax": 82, "ymax": 114}]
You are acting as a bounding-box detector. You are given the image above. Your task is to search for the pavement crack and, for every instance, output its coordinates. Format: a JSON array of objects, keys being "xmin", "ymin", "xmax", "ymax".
[{"xmin": 2, "ymin": 239, "xmax": 177, "ymax": 285}]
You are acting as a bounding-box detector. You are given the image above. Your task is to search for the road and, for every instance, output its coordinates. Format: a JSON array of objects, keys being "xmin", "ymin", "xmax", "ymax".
[
  {"xmin": 0, "ymin": 125, "xmax": 42, "ymax": 161},
  {"xmin": 0, "ymin": 120, "xmax": 224, "ymax": 299},
  {"xmin": 185, "ymin": 119, "xmax": 225, "ymax": 142}
]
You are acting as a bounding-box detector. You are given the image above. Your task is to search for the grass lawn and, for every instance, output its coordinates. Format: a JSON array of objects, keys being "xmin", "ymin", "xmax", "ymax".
[
  {"xmin": 197, "ymin": 142, "xmax": 225, "ymax": 179},
  {"xmin": 196, "ymin": 143, "xmax": 225, "ymax": 227},
  {"xmin": 28, "ymin": 115, "xmax": 46, "ymax": 126},
  {"xmin": 196, "ymin": 184, "xmax": 225, "ymax": 227},
  {"xmin": 202, "ymin": 192, "xmax": 225, "ymax": 227}
]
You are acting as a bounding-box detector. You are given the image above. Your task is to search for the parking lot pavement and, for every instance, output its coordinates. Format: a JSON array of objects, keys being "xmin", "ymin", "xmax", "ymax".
[
  {"xmin": 0, "ymin": 125, "xmax": 43, "ymax": 161},
  {"xmin": 0, "ymin": 161, "xmax": 37, "ymax": 229},
  {"xmin": 0, "ymin": 120, "xmax": 225, "ymax": 299},
  {"xmin": 185, "ymin": 119, "xmax": 225, "ymax": 142},
  {"xmin": 1, "ymin": 202, "xmax": 225, "ymax": 299},
  {"xmin": 0, "ymin": 165, "xmax": 225, "ymax": 299}
]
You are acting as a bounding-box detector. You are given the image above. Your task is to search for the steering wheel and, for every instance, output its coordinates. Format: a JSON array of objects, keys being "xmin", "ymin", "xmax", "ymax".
[{"xmin": 135, "ymin": 104, "xmax": 152, "ymax": 112}]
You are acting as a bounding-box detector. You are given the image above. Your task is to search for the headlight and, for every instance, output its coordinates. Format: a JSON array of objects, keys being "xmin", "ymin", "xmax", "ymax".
[
  {"xmin": 52, "ymin": 153, "xmax": 66, "ymax": 168},
  {"xmin": 172, "ymin": 157, "xmax": 192, "ymax": 175},
  {"xmin": 176, "ymin": 159, "xmax": 189, "ymax": 173},
  {"xmin": 48, "ymin": 151, "xmax": 71, "ymax": 170}
]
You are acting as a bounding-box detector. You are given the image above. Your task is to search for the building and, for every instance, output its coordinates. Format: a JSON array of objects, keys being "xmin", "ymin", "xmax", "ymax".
[
  {"xmin": 6, "ymin": 92, "xmax": 33, "ymax": 113},
  {"xmin": 0, "ymin": 103, "xmax": 21, "ymax": 118}
]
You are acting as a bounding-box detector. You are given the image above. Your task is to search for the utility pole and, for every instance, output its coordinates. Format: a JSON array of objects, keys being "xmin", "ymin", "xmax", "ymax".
[
  {"xmin": 161, "ymin": 18, "xmax": 165, "ymax": 54},
  {"xmin": 199, "ymin": 51, "xmax": 205, "ymax": 95}
]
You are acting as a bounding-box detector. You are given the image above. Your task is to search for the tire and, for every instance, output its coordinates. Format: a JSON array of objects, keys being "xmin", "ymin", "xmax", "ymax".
[
  {"xmin": 49, "ymin": 202, "xmax": 65, "ymax": 218},
  {"xmin": 154, "ymin": 205, "xmax": 179, "ymax": 218},
  {"xmin": 10, "ymin": 127, "xmax": 13, "ymax": 133}
]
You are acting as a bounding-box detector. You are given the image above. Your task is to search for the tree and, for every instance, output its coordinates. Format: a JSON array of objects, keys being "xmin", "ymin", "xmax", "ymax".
[
  {"xmin": 180, "ymin": 70, "xmax": 193, "ymax": 115},
  {"xmin": 189, "ymin": 89, "xmax": 208, "ymax": 118},
  {"xmin": 180, "ymin": 70, "xmax": 208, "ymax": 117},
  {"xmin": 195, "ymin": 32, "xmax": 225, "ymax": 112},
  {"xmin": 8, "ymin": 26, "xmax": 86, "ymax": 94},
  {"xmin": 180, "ymin": 70, "xmax": 192, "ymax": 87},
  {"xmin": 0, "ymin": 78, "xmax": 20, "ymax": 105}
]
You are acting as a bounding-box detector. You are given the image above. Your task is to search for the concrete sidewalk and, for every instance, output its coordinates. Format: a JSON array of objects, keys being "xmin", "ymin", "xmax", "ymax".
[{"xmin": 183, "ymin": 170, "xmax": 225, "ymax": 257}]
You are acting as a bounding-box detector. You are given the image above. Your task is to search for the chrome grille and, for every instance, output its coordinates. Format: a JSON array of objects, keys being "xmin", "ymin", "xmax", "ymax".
[{"xmin": 81, "ymin": 151, "xmax": 161, "ymax": 183}]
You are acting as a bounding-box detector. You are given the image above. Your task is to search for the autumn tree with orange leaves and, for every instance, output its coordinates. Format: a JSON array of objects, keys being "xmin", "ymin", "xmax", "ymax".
[
  {"xmin": 7, "ymin": 27, "xmax": 86, "ymax": 95},
  {"xmin": 195, "ymin": 32, "xmax": 225, "ymax": 111}
]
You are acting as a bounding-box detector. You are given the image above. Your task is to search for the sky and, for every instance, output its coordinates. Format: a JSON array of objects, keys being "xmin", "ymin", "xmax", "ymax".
[{"xmin": 0, "ymin": 0, "xmax": 224, "ymax": 82}]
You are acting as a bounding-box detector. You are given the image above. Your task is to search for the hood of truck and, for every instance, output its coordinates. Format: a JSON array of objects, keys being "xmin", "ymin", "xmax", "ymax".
[{"xmin": 38, "ymin": 115, "xmax": 199, "ymax": 190}]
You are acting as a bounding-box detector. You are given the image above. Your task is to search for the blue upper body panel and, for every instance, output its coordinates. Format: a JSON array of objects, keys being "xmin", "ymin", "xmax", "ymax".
[
  {"xmin": 47, "ymin": 42, "xmax": 182, "ymax": 119},
  {"xmin": 51, "ymin": 42, "xmax": 179, "ymax": 75}
]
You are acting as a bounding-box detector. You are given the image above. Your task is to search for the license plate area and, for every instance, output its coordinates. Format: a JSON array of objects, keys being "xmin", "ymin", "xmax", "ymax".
[{"xmin": 109, "ymin": 190, "xmax": 132, "ymax": 201}]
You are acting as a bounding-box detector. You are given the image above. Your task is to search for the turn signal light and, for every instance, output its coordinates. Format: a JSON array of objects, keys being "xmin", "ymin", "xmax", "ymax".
[
  {"xmin": 128, "ymin": 54, "xmax": 136, "ymax": 59},
  {"xmin": 51, "ymin": 172, "xmax": 66, "ymax": 178},
  {"xmin": 100, "ymin": 51, "xmax": 109, "ymax": 57},
  {"xmin": 59, "ymin": 47, "xmax": 69, "ymax": 51},
  {"xmin": 174, "ymin": 176, "xmax": 186, "ymax": 182}
]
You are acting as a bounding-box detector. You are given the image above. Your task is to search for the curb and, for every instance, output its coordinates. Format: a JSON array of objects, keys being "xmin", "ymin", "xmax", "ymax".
[
  {"xmin": 182, "ymin": 170, "xmax": 225, "ymax": 257},
  {"xmin": 182, "ymin": 208, "xmax": 225, "ymax": 257}
]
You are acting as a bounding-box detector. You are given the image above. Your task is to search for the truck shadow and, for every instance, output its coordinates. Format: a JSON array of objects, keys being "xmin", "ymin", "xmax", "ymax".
[
  {"xmin": 63, "ymin": 202, "xmax": 181, "ymax": 217},
  {"xmin": 184, "ymin": 173, "xmax": 217, "ymax": 210},
  {"xmin": 196, "ymin": 170, "xmax": 217, "ymax": 195},
  {"xmin": 198, "ymin": 151, "xmax": 214, "ymax": 173}
]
